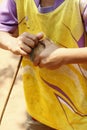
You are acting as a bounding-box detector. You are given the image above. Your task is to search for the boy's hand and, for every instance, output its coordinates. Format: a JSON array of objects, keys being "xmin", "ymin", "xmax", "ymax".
[
  {"xmin": 33, "ymin": 38, "xmax": 65, "ymax": 70},
  {"xmin": 30, "ymin": 38, "xmax": 51, "ymax": 61},
  {"xmin": 9, "ymin": 32, "xmax": 43, "ymax": 56}
]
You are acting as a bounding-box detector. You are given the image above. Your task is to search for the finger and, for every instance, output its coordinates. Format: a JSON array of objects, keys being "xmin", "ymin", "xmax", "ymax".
[
  {"xmin": 21, "ymin": 37, "xmax": 35, "ymax": 48},
  {"xmin": 19, "ymin": 42, "xmax": 32, "ymax": 54},
  {"xmin": 14, "ymin": 48, "xmax": 28, "ymax": 56},
  {"xmin": 33, "ymin": 56, "xmax": 41, "ymax": 66},
  {"xmin": 19, "ymin": 49, "xmax": 28, "ymax": 56},
  {"xmin": 36, "ymin": 32, "xmax": 44, "ymax": 40},
  {"xmin": 19, "ymin": 33, "xmax": 36, "ymax": 47},
  {"xmin": 40, "ymin": 38, "xmax": 52, "ymax": 48},
  {"xmin": 23, "ymin": 32, "xmax": 44, "ymax": 45},
  {"xmin": 38, "ymin": 59, "xmax": 48, "ymax": 68},
  {"xmin": 30, "ymin": 32, "xmax": 44, "ymax": 46}
]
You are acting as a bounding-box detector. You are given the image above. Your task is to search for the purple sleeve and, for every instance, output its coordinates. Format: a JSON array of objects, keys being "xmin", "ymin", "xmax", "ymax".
[{"xmin": 0, "ymin": 0, "xmax": 18, "ymax": 33}]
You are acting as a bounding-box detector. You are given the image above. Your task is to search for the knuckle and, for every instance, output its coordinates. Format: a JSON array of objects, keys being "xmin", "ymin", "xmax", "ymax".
[
  {"xmin": 32, "ymin": 36, "xmax": 38, "ymax": 42},
  {"xmin": 18, "ymin": 41, "xmax": 23, "ymax": 47},
  {"xmin": 13, "ymin": 48, "xmax": 20, "ymax": 55},
  {"xmin": 31, "ymin": 41, "xmax": 35, "ymax": 47},
  {"xmin": 20, "ymin": 36, "xmax": 25, "ymax": 42},
  {"xmin": 19, "ymin": 33, "xmax": 27, "ymax": 41},
  {"xmin": 32, "ymin": 36, "xmax": 37, "ymax": 41}
]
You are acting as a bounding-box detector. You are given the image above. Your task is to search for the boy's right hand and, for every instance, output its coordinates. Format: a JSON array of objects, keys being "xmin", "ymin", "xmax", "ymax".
[{"xmin": 9, "ymin": 32, "xmax": 44, "ymax": 56}]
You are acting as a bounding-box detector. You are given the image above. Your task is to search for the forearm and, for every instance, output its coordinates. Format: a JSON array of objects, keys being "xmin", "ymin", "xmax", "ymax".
[
  {"xmin": 0, "ymin": 31, "xmax": 17, "ymax": 51},
  {"xmin": 32, "ymin": 42, "xmax": 87, "ymax": 69},
  {"xmin": 62, "ymin": 47, "xmax": 87, "ymax": 64}
]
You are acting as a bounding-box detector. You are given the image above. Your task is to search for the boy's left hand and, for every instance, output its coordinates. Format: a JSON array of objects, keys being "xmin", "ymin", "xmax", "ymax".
[{"xmin": 33, "ymin": 38, "xmax": 64, "ymax": 70}]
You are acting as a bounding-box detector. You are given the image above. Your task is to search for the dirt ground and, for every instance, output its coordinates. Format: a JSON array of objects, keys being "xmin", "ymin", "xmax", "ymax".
[{"xmin": 0, "ymin": 49, "xmax": 27, "ymax": 130}]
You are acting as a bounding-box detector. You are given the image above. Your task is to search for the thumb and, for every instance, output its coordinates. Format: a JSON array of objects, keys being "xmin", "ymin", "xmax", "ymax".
[{"xmin": 36, "ymin": 32, "xmax": 44, "ymax": 40}]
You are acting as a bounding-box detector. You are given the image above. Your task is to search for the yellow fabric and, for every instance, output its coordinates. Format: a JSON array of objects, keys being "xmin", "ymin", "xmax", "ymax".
[{"xmin": 15, "ymin": 0, "xmax": 87, "ymax": 129}]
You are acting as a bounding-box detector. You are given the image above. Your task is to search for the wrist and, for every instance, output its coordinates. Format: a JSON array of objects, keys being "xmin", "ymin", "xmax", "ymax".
[
  {"xmin": 0, "ymin": 32, "xmax": 16, "ymax": 51},
  {"xmin": 60, "ymin": 48, "xmax": 75, "ymax": 65},
  {"xmin": 55, "ymin": 48, "xmax": 74, "ymax": 65}
]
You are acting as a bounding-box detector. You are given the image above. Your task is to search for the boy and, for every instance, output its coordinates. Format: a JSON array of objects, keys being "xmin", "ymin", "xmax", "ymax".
[{"xmin": 1, "ymin": 0, "xmax": 87, "ymax": 130}]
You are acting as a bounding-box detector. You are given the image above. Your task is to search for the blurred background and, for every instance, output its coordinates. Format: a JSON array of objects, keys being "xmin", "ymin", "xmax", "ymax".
[
  {"xmin": 0, "ymin": 1, "xmax": 27, "ymax": 129},
  {"xmin": 0, "ymin": 49, "xmax": 27, "ymax": 130}
]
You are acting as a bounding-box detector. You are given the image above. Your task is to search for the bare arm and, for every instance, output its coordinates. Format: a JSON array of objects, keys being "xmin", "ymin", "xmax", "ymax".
[
  {"xmin": 0, "ymin": 31, "xmax": 18, "ymax": 50},
  {"xmin": 60, "ymin": 47, "xmax": 87, "ymax": 64},
  {"xmin": 33, "ymin": 39, "xmax": 87, "ymax": 70}
]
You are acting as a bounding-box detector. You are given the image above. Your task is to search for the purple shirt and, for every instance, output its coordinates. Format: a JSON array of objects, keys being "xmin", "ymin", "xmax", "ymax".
[
  {"xmin": 0, "ymin": 0, "xmax": 87, "ymax": 47},
  {"xmin": 0, "ymin": 0, "xmax": 17, "ymax": 32}
]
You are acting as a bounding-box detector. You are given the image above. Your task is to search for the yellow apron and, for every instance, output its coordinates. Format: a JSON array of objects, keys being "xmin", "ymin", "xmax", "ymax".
[{"xmin": 15, "ymin": 0, "xmax": 87, "ymax": 129}]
